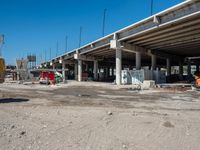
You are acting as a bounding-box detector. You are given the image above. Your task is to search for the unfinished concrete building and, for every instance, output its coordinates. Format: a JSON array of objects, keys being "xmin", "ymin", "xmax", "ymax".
[{"xmin": 41, "ymin": 0, "xmax": 200, "ymax": 85}]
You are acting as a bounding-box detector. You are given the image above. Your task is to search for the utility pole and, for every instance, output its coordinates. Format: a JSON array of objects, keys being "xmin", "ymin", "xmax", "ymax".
[
  {"xmin": 102, "ymin": 9, "xmax": 107, "ymax": 37},
  {"xmin": 79, "ymin": 26, "xmax": 82, "ymax": 48},
  {"xmin": 0, "ymin": 34, "xmax": 5, "ymax": 57},
  {"xmin": 65, "ymin": 36, "xmax": 68, "ymax": 53},
  {"xmin": 151, "ymin": 0, "xmax": 154, "ymax": 16}
]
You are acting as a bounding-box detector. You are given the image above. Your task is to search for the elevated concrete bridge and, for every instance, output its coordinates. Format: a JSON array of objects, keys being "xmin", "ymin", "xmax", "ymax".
[{"xmin": 41, "ymin": 0, "xmax": 200, "ymax": 85}]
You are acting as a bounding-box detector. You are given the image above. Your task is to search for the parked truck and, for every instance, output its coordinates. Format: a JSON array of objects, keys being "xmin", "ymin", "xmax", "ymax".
[{"xmin": 0, "ymin": 57, "xmax": 5, "ymax": 83}]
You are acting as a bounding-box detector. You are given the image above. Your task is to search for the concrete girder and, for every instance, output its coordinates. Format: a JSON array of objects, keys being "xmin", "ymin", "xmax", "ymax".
[
  {"xmin": 127, "ymin": 19, "xmax": 200, "ymax": 44},
  {"xmin": 133, "ymin": 24, "xmax": 200, "ymax": 45},
  {"xmin": 147, "ymin": 34, "xmax": 200, "ymax": 49},
  {"xmin": 85, "ymin": 48, "xmax": 113, "ymax": 56},
  {"xmin": 121, "ymin": 43, "xmax": 148, "ymax": 54},
  {"xmin": 74, "ymin": 53, "xmax": 96, "ymax": 62},
  {"xmin": 80, "ymin": 43, "xmax": 110, "ymax": 55},
  {"xmin": 118, "ymin": 2, "xmax": 200, "ymax": 42},
  {"xmin": 158, "ymin": 39, "xmax": 200, "ymax": 50},
  {"xmin": 150, "ymin": 50, "xmax": 183, "ymax": 60},
  {"xmin": 138, "ymin": 29, "xmax": 200, "ymax": 46}
]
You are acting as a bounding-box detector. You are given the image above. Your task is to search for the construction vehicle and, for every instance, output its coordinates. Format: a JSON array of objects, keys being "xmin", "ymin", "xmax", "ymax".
[
  {"xmin": 0, "ymin": 57, "xmax": 5, "ymax": 83},
  {"xmin": 192, "ymin": 73, "xmax": 200, "ymax": 91}
]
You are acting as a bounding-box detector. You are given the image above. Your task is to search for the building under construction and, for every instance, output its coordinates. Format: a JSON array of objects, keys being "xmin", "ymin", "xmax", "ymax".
[{"xmin": 41, "ymin": 0, "xmax": 200, "ymax": 86}]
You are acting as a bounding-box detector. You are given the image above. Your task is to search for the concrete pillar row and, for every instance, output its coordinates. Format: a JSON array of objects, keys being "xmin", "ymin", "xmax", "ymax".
[
  {"xmin": 116, "ymin": 48, "xmax": 122, "ymax": 85},
  {"xmin": 62, "ymin": 61, "xmax": 66, "ymax": 82},
  {"xmin": 78, "ymin": 59, "xmax": 82, "ymax": 82},
  {"xmin": 166, "ymin": 58, "xmax": 171, "ymax": 76},
  {"xmin": 151, "ymin": 54, "xmax": 157, "ymax": 70},
  {"xmin": 93, "ymin": 60, "xmax": 98, "ymax": 80},
  {"xmin": 136, "ymin": 52, "xmax": 141, "ymax": 70}
]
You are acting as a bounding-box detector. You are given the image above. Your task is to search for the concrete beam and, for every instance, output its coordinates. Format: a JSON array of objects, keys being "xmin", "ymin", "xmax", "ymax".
[
  {"xmin": 121, "ymin": 43, "xmax": 147, "ymax": 54},
  {"xmin": 74, "ymin": 53, "xmax": 95, "ymax": 61},
  {"xmin": 150, "ymin": 50, "xmax": 183, "ymax": 60}
]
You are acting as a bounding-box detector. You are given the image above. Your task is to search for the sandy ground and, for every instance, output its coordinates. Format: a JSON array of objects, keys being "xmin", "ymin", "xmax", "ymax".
[{"xmin": 0, "ymin": 81, "xmax": 200, "ymax": 150}]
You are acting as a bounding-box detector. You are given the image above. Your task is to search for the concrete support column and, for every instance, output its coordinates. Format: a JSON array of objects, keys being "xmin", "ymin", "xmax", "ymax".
[
  {"xmin": 136, "ymin": 52, "xmax": 141, "ymax": 70},
  {"xmin": 116, "ymin": 48, "xmax": 122, "ymax": 85},
  {"xmin": 112, "ymin": 67, "xmax": 114, "ymax": 76},
  {"xmin": 166, "ymin": 58, "xmax": 171, "ymax": 76},
  {"xmin": 187, "ymin": 61, "xmax": 191, "ymax": 75},
  {"xmin": 151, "ymin": 54, "xmax": 157, "ymax": 70},
  {"xmin": 52, "ymin": 64, "xmax": 55, "ymax": 70},
  {"xmin": 179, "ymin": 61, "xmax": 183, "ymax": 75},
  {"xmin": 62, "ymin": 61, "xmax": 66, "ymax": 82},
  {"xmin": 78, "ymin": 59, "xmax": 82, "ymax": 82},
  {"xmin": 93, "ymin": 60, "xmax": 98, "ymax": 80},
  {"xmin": 75, "ymin": 63, "xmax": 78, "ymax": 80},
  {"xmin": 85, "ymin": 64, "xmax": 88, "ymax": 72},
  {"xmin": 106, "ymin": 67, "xmax": 109, "ymax": 78},
  {"xmin": 196, "ymin": 64, "xmax": 199, "ymax": 73}
]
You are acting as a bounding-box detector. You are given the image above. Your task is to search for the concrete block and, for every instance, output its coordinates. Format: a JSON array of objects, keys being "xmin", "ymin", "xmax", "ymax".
[
  {"xmin": 110, "ymin": 40, "xmax": 120, "ymax": 49},
  {"xmin": 141, "ymin": 80, "xmax": 155, "ymax": 90}
]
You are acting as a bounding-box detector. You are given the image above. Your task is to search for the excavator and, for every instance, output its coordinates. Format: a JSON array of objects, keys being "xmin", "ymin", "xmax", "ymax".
[
  {"xmin": 192, "ymin": 73, "xmax": 200, "ymax": 91},
  {"xmin": 188, "ymin": 57, "xmax": 200, "ymax": 91}
]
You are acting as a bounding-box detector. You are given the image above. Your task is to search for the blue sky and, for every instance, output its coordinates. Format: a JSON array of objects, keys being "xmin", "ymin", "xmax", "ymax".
[{"xmin": 0, "ymin": 0, "xmax": 183, "ymax": 65}]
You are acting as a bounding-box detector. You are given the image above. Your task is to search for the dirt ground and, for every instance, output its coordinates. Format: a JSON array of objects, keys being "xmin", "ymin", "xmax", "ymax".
[{"xmin": 0, "ymin": 81, "xmax": 200, "ymax": 150}]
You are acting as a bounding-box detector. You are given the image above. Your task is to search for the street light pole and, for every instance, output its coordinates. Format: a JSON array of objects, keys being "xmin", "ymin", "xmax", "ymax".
[
  {"xmin": 65, "ymin": 35, "xmax": 68, "ymax": 53},
  {"xmin": 79, "ymin": 26, "xmax": 82, "ymax": 48},
  {"xmin": 102, "ymin": 9, "xmax": 107, "ymax": 37},
  {"xmin": 151, "ymin": 0, "xmax": 154, "ymax": 16}
]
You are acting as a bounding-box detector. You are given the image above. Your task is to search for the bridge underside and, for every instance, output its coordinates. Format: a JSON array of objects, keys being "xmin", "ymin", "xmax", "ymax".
[{"xmin": 43, "ymin": 0, "xmax": 200, "ymax": 84}]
